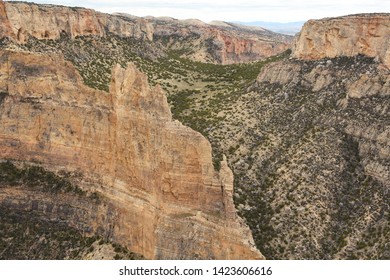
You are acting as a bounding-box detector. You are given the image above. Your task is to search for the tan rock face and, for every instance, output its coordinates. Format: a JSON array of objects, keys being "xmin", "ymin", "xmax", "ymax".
[
  {"xmin": 346, "ymin": 73, "xmax": 390, "ymax": 98},
  {"xmin": 3, "ymin": 1, "xmax": 153, "ymax": 42},
  {"xmin": 214, "ymin": 31, "xmax": 290, "ymax": 64},
  {"xmin": 256, "ymin": 61, "xmax": 302, "ymax": 85},
  {"xmin": 151, "ymin": 17, "xmax": 291, "ymax": 64},
  {"xmin": 0, "ymin": 0, "xmax": 14, "ymax": 39},
  {"xmin": 0, "ymin": 50, "xmax": 262, "ymax": 260},
  {"xmin": 1, "ymin": 2, "xmax": 290, "ymax": 64},
  {"xmin": 292, "ymin": 14, "xmax": 390, "ymax": 68}
]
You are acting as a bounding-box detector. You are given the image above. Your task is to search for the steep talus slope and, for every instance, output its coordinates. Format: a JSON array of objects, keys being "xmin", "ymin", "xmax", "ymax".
[
  {"xmin": 2, "ymin": 1, "xmax": 291, "ymax": 64},
  {"xmin": 0, "ymin": 50, "xmax": 262, "ymax": 259},
  {"xmin": 240, "ymin": 56, "xmax": 389, "ymax": 259}
]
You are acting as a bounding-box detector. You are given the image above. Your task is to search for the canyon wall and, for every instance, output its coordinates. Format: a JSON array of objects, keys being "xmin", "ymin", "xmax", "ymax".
[
  {"xmin": 292, "ymin": 13, "xmax": 390, "ymax": 68},
  {"xmin": 246, "ymin": 14, "xmax": 390, "ymax": 258},
  {"xmin": 2, "ymin": 1, "xmax": 153, "ymax": 42},
  {"xmin": 150, "ymin": 17, "xmax": 291, "ymax": 64},
  {"xmin": 1, "ymin": 1, "xmax": 290, "ymax": 64},
  {"xmin": 0, "ymin": 49, "xmax": 262, "ymax": 259}
]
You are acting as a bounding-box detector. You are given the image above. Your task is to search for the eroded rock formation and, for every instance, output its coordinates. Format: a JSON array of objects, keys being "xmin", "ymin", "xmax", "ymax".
[
  {"xmin": 0, "ymin": 49, "xmax": 262, "ymax": 259},
  {"xmin": 1, "ymin": 1, "xmax": 290, "ymax": 64},
  {"xmin": 150, "ymin": 16, "xmax": 291, "ymax": 64},
  {"xmin": 2, "ymin": 1, "xmax": 153, "ymax": 42},
  {"xmin": 292, "ymin": 13, "xmax": 390, "ymax": 68}
]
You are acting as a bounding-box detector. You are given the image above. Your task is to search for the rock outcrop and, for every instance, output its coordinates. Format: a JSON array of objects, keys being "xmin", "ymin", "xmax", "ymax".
[
  {"xmin": 1, "ymin": 1, "xmax": 291, "ymax": 64},
  {"xmin": 292, "ymin": 13, "xmax": 390, "ymax": 68},
  {"xmin": 0, "ymin": 49, "xmax": 262, "ymax": 259}
]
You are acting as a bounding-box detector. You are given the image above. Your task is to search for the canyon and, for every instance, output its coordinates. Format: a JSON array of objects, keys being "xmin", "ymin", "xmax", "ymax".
[
  {"xmin": 2, "ymin": 1, "xmax": 291, "ymax": 64},
  {"xmin": 207, "ymin": 14, "xmax": 390, "ymax": 259},
  {"xmin": 0, "ymin": 0, "xmax": 389, "ymax": 260}
]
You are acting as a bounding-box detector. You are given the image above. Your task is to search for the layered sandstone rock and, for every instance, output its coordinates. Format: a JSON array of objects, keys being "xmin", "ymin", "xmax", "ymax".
[
  {"xmin": 212, "ymin": 30, "xmax": 289, "ymax": 64},
  {"xmin": 2, "ymin": 1, "xmax": 153, "ymax": 42},
  {"xmin": 1, "ymin": 1, "xmax": 290, "ymax": 64},
  {"xmin": 0, "ymin": 0, "xmax": 14, "ymax": 39},
  {"xmin": 292, "ymin": 13, "xmax": 390, "ymax": 68},
  {"xmin": 148, "ymin": 16, "xmax": 291, "ymax": 64},
  {"xmin": 0, "ymin": 186, "xmax": 117, "ymax": 239},
  {"xmin": 0, "ymin": 50, "xmax": 262, "ymax": 259}
]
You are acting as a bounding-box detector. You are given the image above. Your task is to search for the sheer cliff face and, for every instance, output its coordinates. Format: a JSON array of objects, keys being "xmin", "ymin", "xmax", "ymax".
[
  {"xmin": 0, "ymin": 0, "xmax": 13, "ymax": 38},
  {"xmin": 0, "ymin": 50, "xmax": 262, "ymax": 260},
  {"xmin": 150, "ymin": 17, "xmax": 291, "ymax": 64},
  {"xmin": 292, "ymin": 14, "xmax": 390, "ymax": 68},
  {"xmin": 1, "ymin": 1, "xmax": 290, "ymax": 64},
  {"xmin": 3, "ymin": 1, "xmax": 153, "ymax": 42}
]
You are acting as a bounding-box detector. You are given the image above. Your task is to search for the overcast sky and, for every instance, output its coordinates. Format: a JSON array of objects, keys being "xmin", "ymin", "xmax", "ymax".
[{"xmin": 8, "ymin": 0, "xmax": 390, "ymax": 23}]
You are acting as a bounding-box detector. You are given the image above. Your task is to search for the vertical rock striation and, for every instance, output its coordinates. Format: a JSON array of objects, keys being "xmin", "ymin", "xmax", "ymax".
[
  {"xmin": 0, "ymin": 0, "xmax": 14, "ymax": 39},
  {"xmin": 2, "ymin": 0, "xmax": 153, "ymax": 42}
]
